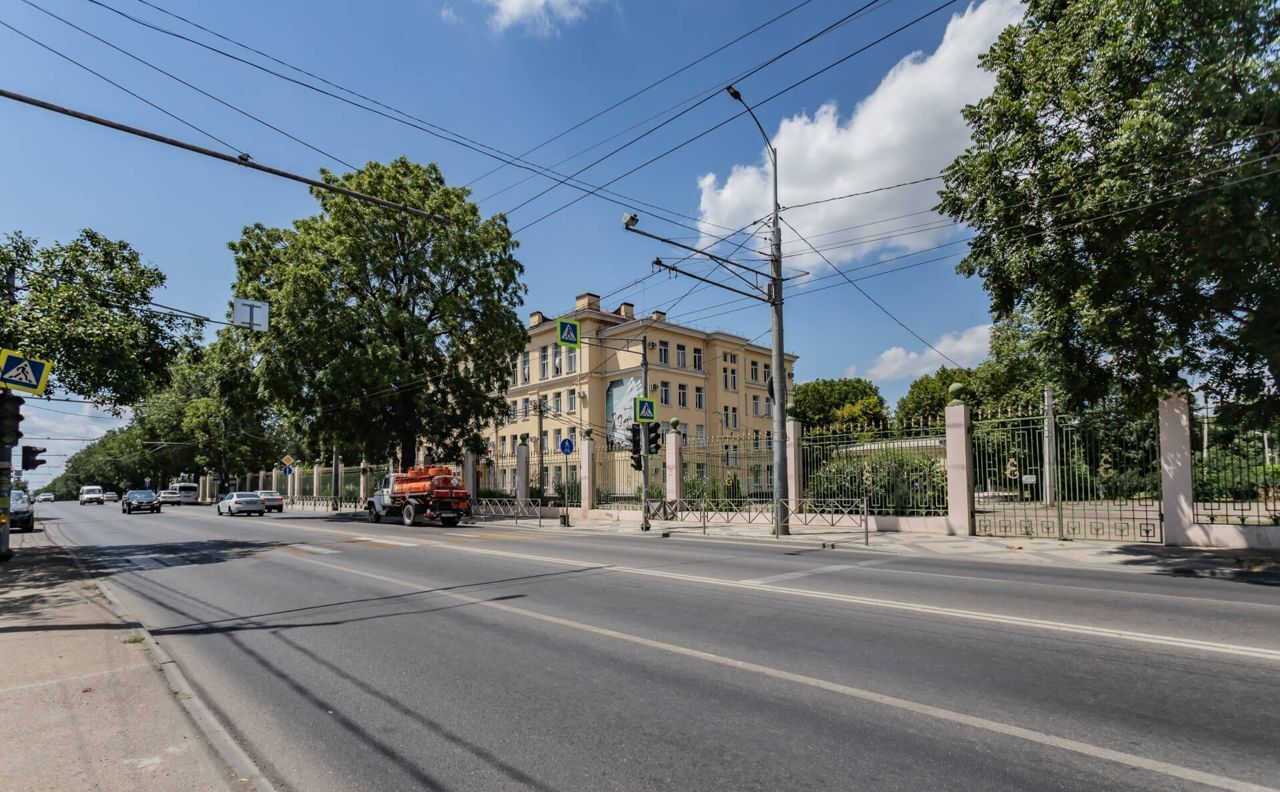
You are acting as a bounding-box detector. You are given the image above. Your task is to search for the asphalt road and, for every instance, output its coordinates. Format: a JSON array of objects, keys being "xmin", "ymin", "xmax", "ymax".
[{"xmin": 35, "ymin": 502, "xmax": 1280, "ymax": 792}]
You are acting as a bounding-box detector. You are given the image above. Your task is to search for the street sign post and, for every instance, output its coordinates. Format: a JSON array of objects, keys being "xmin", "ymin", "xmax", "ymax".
[
  {"xmin": 0, "ymin": 350, "xmax": 51, "ymax": 396},
  {"xmin": 559, "ymin": 438, "xmax": 575, "ymax": 455},
  {"xmin": 634, "ymin": 397, "xmax": 656, "ymax": 423},
  {"xmin": 283, "ymin": 465, "xmax": 294, "ymax": 476},
  {"xmin": 557, "ymin": 437, "xmax": 575, "ymax": 527},
  {"xmin": 555, "ymin": 318, "xmax": 581, "ymax": 349},
  {"xmin": 282, "ymin": 454, "xmax": 294, "ymax": 467}
]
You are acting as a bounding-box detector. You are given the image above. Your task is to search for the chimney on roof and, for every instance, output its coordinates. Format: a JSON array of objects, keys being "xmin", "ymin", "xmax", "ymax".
[
  {"xmin": 575, "ymin": 292, "xmax": 600, "ymax": 312},
  {"xmin": 650, "ymin": 310, "xmax": 666, "ymax": 322},
  {"xmin": 616, "ymin": 302, "xmax": 634, "ymax": 319},
  {"xmin": 529, "ymin": 311, "xmax": 546, "ymax": 327}
]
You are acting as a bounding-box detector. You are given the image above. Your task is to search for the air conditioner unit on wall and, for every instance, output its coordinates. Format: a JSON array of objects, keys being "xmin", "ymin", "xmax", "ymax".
[{"xmin": 648, "ymin": 342, "xmax": 657, "ymax": 349}]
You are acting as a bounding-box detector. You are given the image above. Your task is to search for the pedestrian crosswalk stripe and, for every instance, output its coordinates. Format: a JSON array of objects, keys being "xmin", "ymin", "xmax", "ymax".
[{"xmin": 294, "ymin": 544, "xmax": 341, "ymax": 554}]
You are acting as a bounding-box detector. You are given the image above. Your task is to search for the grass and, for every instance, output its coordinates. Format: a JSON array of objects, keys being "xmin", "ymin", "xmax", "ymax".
[
  {"xmin": 1238, "ymin": 554, "xmax": 1280, "ymax": 573},
  {"xmin": 120, "ymin": 636, "xmax": 145, "ymax": 645}
]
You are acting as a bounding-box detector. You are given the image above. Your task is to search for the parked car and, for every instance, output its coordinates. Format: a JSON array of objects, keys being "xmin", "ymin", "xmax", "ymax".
[
  {"xmin": 122, "ymin": 490, "xmax": 161, "ymax": 514},
  {"xmin": 35, "ymin": 493, "xmax": 54, "ymax": 503},
  {"xmin": 79, "ymin": 486, "xmax": 105, "ymax": 505},
  {"xmin": 10, "ymin": 490, "xmax": 34, "ymax": 532},
  {"xmin": 103, "ymin": 492, "xmax": 119, "ymax": 503},
  {"xmin": 157, "ymin": 490, "xmax": 181, "ymax": 505},
  {"xmin": 217, "ymin": 492, "xmax": 265, "ymax": 516},
  {"xmin": 256, "ymin": 490, "xmax": 285, "ymax": 513}
]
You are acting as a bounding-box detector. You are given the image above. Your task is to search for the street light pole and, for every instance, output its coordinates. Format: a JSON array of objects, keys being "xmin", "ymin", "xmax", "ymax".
[{"xmin": 727, "ymin": 85, "xmax": 789, "ymax": 537}]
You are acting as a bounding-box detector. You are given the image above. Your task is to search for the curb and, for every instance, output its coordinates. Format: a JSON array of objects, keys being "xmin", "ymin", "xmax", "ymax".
[{"xmin": 43, "ymin": 522, "xmax": 279, "ymax": 792}]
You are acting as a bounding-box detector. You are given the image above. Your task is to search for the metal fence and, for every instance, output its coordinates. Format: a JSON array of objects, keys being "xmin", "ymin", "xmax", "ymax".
[
  {"xmin": 537, "ymin": 449, "xmax": 582, "ymax": 506},
  {"xmin": 683, "ymin": 437, "xmax": 774, "ymax": 504},
  {"xmin": 482, "ymin": 451, "xmax": 519, "ymax": 496},
  {"xmin": 1193, "ymin": 405, "xmax": 1279, "ymax": 525},
  {"xmin": 800, "ymin": 424, "xmax": 947, "ymax": 516},
  {"xmin": 595, "ymin": 448, "xmax": 652, "ymax": 508}
]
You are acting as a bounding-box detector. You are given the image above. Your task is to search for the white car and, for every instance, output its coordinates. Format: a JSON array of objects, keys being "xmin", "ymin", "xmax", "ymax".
[
  {"xmin": 79, "ymin": 486, "xmax": 105, "ymax": 505},
  {"xmin": 103, "ymin": 492, "xmax": 119, "ymax": 503},
  {"xmin": 216, "ymin": 491, "xmax": 265, "ymax": 516},
  {"xmin": 157, "ymin": 490, "xmax": 181, "ymax": 505},
  {"xmin": 36, "ymin": 493, "xmax": 54, "ymax": 503},
  {"xmin": 256, "ymin": 490, "xmax": 285, "ymax": 513}
]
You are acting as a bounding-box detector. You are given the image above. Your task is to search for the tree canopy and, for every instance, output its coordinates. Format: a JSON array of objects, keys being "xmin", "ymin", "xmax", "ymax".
[
  {"xmin": 939, "ymin": 0, "xmax": 1279, "ymax": 419},
  {"xmin": 230, "ymin": 158, "xmax": 527, "ymax": 466},
  {"xmin": 791, "ymin": 377, "xmax": 884, "ymax": 428}
]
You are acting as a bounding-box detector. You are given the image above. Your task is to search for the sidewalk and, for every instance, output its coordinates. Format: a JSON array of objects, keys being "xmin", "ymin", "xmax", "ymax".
[
  {"xmin": 0, "ymin": 526, "xmax": 237, "ymax": 791},
  {"xmin": 474, "ymin": 514, "xmax": 1280, "ymax": 579}
]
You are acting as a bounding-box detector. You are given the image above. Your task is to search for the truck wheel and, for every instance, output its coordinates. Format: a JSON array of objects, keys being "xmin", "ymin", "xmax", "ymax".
[
  {"xmin": 366, "ymin": 504, "xmax": 381, "ymax": 523},
  {"xmin": 402, "ymin": 504, "xmax": 417, "ymax": 527},
  {"xmin": 440, "ymin": 516, "xmax": 460, "ymax": 528}
]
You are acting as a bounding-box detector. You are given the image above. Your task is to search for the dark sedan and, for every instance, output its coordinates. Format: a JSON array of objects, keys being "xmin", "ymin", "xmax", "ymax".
[{"xmin": 122, "ymin": 489, "xmax": 162, "ymax": 514}]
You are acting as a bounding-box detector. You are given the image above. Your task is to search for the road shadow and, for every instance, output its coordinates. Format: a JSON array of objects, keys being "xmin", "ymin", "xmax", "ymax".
[{"xmin": 1102, "ymin": 544, "xmax": 1280, "ymax": 586}]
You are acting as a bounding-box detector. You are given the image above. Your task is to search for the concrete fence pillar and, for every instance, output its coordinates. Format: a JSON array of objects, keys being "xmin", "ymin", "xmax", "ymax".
[
  {"xmin": 359, "ymin": 464, "xmax": 369, "ymax": 503},
  {"xmin": 665, "ymin": 429, "xmax": 683, "ymax": 502},
  {"xmin": 271, "ymin": 467, "xmax": 280, "ymax": 492},
  {"xmin": 786, "ymin": 418, "xmax": 802, "ymax": 518},
  {"xmin": 580, "ymin": 439, "xmax": 595, "ymax": 511},
  {"xmin": 312, "ymin": 465, "xmax": 320, "ymax": 499},
  {"xmin": 515, "ymin": 443, "xmax": 530, "ymax": 500},
  {"xmin": 1159, "ymin": 393, "xmax": 1195, "ymax": 546},
  {"xmin": 463, "ymin": 451, "xmax": 478, "ymax": 498},
  {"xmin": 944, "ymin": 400, "xmax": 974, "ymax": 536}
]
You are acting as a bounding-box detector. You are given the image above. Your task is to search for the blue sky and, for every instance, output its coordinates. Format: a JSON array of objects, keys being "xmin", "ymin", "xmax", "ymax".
[{"xmin": 1, "ymin": 0, "xmax": 1024, "ymax": 479}]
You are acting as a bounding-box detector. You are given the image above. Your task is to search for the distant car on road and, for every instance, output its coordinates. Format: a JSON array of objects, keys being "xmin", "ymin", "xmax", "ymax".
[
  {"xmin": 256, "ymin": 490, "xmax": 284, "ymax": 513},
  {"xmin": 79, "ymin": 486, "xmax": 105, "ymax": 505},
  {"xmin": 216, "ymin": 492, "xmax": 265, "ymax": 516},
  {"xmin": 157, "ymin": 490, "xmax": 181, "ymax": 505},
  {"xmin": 168, "ymin": 482, "xmax": 199, "ymax": 504},
  {"xmin": 122, "ymin": 490, "xmax": 161, "ymax": 514},
  {"xmin": 103, "ymin": 492, "xmax": 119, "ymax": 503},
  {"xmin": 35, "ymin": 493, "xmax": 54, "ymax": 503},
  {"xmin": 10, "ymin": 490, "xmax": 34, "ymax": 532}
]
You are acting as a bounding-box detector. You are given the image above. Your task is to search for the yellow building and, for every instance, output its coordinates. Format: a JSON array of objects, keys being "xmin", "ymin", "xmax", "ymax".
[{"xmin": 482, "ymin": 292, "xmax": 797, "ymax": 494}]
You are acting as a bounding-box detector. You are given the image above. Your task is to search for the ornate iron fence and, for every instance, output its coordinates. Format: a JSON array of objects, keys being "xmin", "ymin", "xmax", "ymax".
[
  {"xmin": 1192, "ymin": 405, "xmax": 1280, "ymax": 525},
  {"xmin": 800, "ymin": 424, "xmax": 946, "ymax": 516},
  {"xmin": 595, "ymin": 449, "xmax": 652, "ymax": 509},
  {"xmin": 683, "ymin": 437, "xmax": 773, "ymax": 504}
]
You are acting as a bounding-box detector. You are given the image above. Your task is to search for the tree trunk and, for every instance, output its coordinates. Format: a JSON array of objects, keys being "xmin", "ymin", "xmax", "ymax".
[{"xmin": 399, "ymin": 433, "xmax": 417, "ymax": 472}]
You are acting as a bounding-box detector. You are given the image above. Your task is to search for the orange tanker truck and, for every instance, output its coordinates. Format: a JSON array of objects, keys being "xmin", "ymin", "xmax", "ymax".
[{"xmin": 365, "ymin": 465, "xmax": 471, "ymax": 527}]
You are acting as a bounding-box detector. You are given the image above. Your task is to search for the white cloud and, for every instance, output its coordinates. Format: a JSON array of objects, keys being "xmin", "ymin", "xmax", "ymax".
[
  {"xmin": 440, "ymin": 4, "xmax": 462, "ymax": 24},
  {"xmin": 867, "ymin": 323, "xmax": 992, "ymax": 381},
  {"xmin": 18, "ymin": 402, "xmax": 125, "ymax": 486},
  {"xmin": 482, "ymin": 0, "xmax": 592, "ymax": 34},
  {"xmin": 697, "ymin": 0, "xmax": 1023, "ymax": 268}
]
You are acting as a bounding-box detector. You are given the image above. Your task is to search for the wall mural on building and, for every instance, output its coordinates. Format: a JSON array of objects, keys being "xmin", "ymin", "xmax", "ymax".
[{"xmin": 605, "ymin": 376, "xmax": 643, "ymax": 446}]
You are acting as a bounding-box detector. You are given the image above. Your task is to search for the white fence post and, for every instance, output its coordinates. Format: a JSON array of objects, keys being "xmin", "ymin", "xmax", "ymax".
[
  {"xmin": 515, "ymin": 442, "xmax": 530, "ymax": 500},
  {"xmin": 665, "ymin": 428, "xmax": 683, "ymax": 502},
  {"xmin": 786, "ymin": 418, "xmax": 802, "ymax": 518},
  {"xmin": 945, "ymin": 392, "xmax": 974, "ymax": 537},
  {"xmin": 1159, "ymin": 392, "xmax": 1195, "ymax": 546},
  {"xmin": 580, "ymin": 438, "xmax": 595, "ymax": 512}
]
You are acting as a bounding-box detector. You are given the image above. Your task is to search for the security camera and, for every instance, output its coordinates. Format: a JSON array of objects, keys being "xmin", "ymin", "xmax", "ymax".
[{"xmin": 622, "ymin": 213, "xmax": 639, "ymax": 229}]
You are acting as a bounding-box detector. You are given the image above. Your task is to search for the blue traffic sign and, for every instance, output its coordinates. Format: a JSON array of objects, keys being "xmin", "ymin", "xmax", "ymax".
[
  {"xmin": 559, "ymin": 438, "xmax": 575, "ymax": 455},
  {"xmin": 634, "ymin": 397, "xmax": 656, "ymax": 423},
  {"xmin": 0, "ymin": 349, "xmax": 51, "ymax": 395},
  {"xmin": 283, "ymin": 465, "xmax": 294, "ymax": 476},
  {"xmin": 556, "ymin": 318, "xmax": 581, "ymax": 349}
]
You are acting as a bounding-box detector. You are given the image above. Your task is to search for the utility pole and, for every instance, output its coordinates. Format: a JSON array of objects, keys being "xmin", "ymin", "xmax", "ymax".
[
  {"xmin": 640, "ymin": 334, "xmax": 650, "ymax": 532},
  {"xmin": 331, "ymin": 445, "xmax": 340, "ymax": 511},
  {"xmin": 1, "ymin": 265, "xmax": 16, "ymax": 562}
]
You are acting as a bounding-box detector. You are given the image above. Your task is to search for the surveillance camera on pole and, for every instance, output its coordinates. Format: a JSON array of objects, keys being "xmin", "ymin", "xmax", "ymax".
[{"xmin": 622, "ymin": 213, "xmax": 639, "ymax": 229}]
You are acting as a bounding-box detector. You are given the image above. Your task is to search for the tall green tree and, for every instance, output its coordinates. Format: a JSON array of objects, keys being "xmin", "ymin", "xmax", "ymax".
[
  {"xmin": 0, "ymin": 230, "xmax": 201, "ymax": 407},
  {"xmin": 790, "ymin": 377, "xmax": 884, "ymax": 427},
  {"xmin": 231, "ymin": 158, "xmax": 527, "ymax": 466},
  {"xmin": 939, "ymin": 0, "xmax": 1279, "ymax": 418},
  {"xmin": 896, "ymin": 367, "xmax": 981, "ymax": 425}
]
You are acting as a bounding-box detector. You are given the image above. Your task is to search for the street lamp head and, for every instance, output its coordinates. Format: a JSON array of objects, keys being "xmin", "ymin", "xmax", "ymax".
[
  {"xmin": 622, "ymin": 212, "xmax": 639, "ymax": 229},
  {"xmin": 725, "ymin": 85, "xmax": 742, "ymax": 102}
]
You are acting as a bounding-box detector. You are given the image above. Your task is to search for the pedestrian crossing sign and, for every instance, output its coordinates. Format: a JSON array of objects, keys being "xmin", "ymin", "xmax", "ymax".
[
  {"xmin": 634, "ymin": 397, "xmax": 656, "ymax": 423},
  {"xmin": 0, "ymin": 349, "xmax": 51, "ymax": 395},
  {"xmin": 556, "ymin": 318, "xmax": 581, "ymax": 349}
]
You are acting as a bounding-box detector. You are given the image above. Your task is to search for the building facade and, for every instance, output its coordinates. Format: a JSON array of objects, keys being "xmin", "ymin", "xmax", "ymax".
[{"xmin": 481, "ymin": 292, "xmax": 798, "ymax": 494}]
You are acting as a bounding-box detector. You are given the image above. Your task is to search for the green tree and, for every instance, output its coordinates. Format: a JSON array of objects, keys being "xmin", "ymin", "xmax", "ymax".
[
  {"xmin": 939, "ymin": 0, "xmax": 1279, "ymax": 419},
  {"xmin": 791, "ymin": 377, "xmax": 883, "ymax": 427},
  {"xmin": 896, "ymin": 367, "xmax": 981, "ymax": 425},
  {"xmin": 0, "ymin": 230, "xmax": 200, "ymax": 407},
  {"xmin": 230, "ymin": 158, "xmax": 527, "ymax": 466}
]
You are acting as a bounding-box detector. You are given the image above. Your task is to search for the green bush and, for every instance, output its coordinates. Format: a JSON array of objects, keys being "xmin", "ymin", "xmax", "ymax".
[{"xmin": 805, "ymin": 450, "xmax": 946, "ymax": 515}]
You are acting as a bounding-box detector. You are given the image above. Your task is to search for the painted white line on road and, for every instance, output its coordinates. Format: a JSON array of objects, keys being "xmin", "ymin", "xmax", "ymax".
[
  {"xmin": 445, "ymin": 532, "xmax": 478, "ymax": 538},
  {"xmin": 293, "ymin": 544, "xmax": 340, "ymax": 555},
  {"xmin": 401, "ymin": 540, "xmax": 1280, "ymax": 663},
  {"xmin": 743, "ymin": 564, "xmax": 855, "ymax": 585},
  {"xmin": 352, "ymin": 536, "xmax": 418, "ymax": 547},
  {"xmin": 278, "ymin": 554, "xmax": 1279, "ymax": 792}
]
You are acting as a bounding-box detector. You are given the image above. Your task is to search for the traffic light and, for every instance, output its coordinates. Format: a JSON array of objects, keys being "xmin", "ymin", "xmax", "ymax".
[
  {"xmin": 629, "ymin": 423, "xmax": 643, "ymax": 471},
  {"xmin": 0, "ymin": 394, "xmax": 24, "ymax": 446},
  {"xmin": 21, "ymin": 446, "xmax": 46, "ymax": 471},
  {"xmin": 646, "ymin": 424, "xmax": 662, "ymax": 455}
]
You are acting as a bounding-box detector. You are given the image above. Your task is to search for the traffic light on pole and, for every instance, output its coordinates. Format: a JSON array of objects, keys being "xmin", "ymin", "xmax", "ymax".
[
  {"xmin": 21, "ymin": 446, "xmax": 46, "ymax": 471},
  {"xmin": 629, "ymin": 423, "xmax": 643, "ymax": 471},
  {"xmin": 0, "ymin": 394, "xmax": 24, "ymax": 446},
  {"xmin": 647, "ymin": 424, "xmax": 662, "ymax": 455}
]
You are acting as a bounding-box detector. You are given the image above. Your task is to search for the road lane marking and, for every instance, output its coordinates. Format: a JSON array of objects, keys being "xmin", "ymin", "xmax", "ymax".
[
  {"xmin": 292, "ymin": 544, "xmax": 340, "ymax": 555},
  {"xmin": 352, "ymin": 536, "xmax": 419, "ymax": 547},
  {"xmin": 275, "ymin": 553, "xmax": 1278, "ymax": 792},
  {"xmin": 743, "ymin": 564, "xmax": 855, "ymax": 585},
  {"xmin": 445, "ymin": 532, "xmax": 478, "ymax": 538}
]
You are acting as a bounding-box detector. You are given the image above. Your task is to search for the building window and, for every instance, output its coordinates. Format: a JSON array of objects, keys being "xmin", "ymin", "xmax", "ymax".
[
  {"xmin": 511, "ymin": 355, "xmax": 519, "ymax": 386},
  {"xmin": 522, "ymin": 398, "xmax": 530, "ymax": 419},
  {"xmin": 693, "ymin": 347, "xmax": 703, "ymax": 371},
  {"xmin": 696, "ymin": 424, "xmax": 706, "ymax": 446},
  {"xmin": 753, "ymin": 430, "xmax": 761, "ymax": 449},
  {"xmin": 695, "ymin": 386, "xmax": 704, "ymax": 410},
  {"xmin": 722, "ymin": 406, "xmax": 729, "ymax": 428},
  {"xmin": 750, "ymin": 361, "xmax": 759, "ymax": 381},
  {"xmin": 731, "ymin": 407, "xmax": 739, "ymax": 428},
  {"xmin": 696, "ymin": 462, "xmax": 707, "ymax": 480},
  {"xmin": 552, "ymin": 391, "xmax": 562, "ymax": 414},
  {"xmin": 539, "ymin": 346, "xmax": 548, "ymax": 379},
  {"xmin": 540, "ymin": 430, "xmax": 548, "ymax": 450},
  {"xmin": 539, "ymin": 395, "xmax": 548, "ymax": 414},
  {"xmin": 553, "ymin": 428, "xmax": 562, "ymax": 447},
  {"xmin": 765, "ymin": 431, "xmax": 772, "ymax": 448},
  {"xmin": 570, "ymin": 426, "xmax": 578, "ymax": 442},
  {"xmin": 567, "ymin": 389, "xmax": 576, "ymax": 412},
  {"xmin": 763, "ymin": 362, "xmax": 772, "ymax": 385},
  {"xmin": 658, "ymin": 340, "xmax": 669, "ymax": 365},
  {"xmin": 723, "ymin": 367, "xmax": 737, "ymax": 390},
  {"xmin": 660, "ymin": 381, "xmax": 671, "ymax": 405},
  {"xmin": 566, "ymin": 345, "xmax": 577, "ymax": 373},
  {"xmin": 509, "ymin": 401, "xmax": 517, "ymax": 420},
  {"xmin": 677, "ymin": 383, "xmax": 687, "ymax": 408},
  {"xmin": 765, "ymin": 397, "xmax": 773, "ymax": 418},
  {"xmin": 553, "ymin": 345, "xmax": 563, "ymax": 376},
  {"xmin": 753, "ymin": 465, "xmax": 762, "ymax": 486},
  {"xmin": 521, "ymin": 351, "xmax": 530, "ymax": 384},
  {"xmin": 676, "ymin": 344, "xmax": 686, "ymax": 368},
  {"xmin": 752, "ymin": 395, "xmax": 760, "ymax": 416}
]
